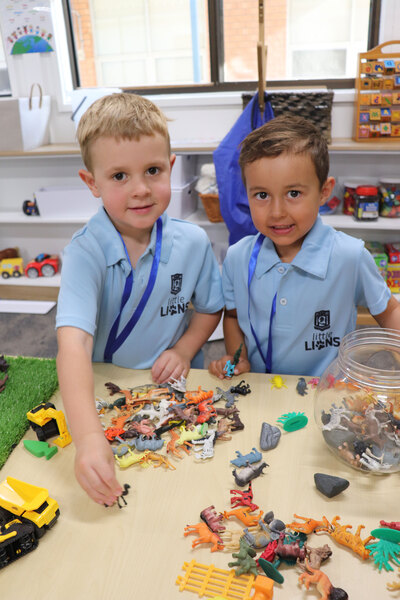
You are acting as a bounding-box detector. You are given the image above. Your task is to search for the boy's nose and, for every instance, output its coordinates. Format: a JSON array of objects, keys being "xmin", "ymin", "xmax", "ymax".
[
  {"xmin": 130, "ymin": 178, "xmax": 150, "ymax": 197},
  {"xmin": 269, "ymin": 197, "xmax": 285, "ymax": 218}
]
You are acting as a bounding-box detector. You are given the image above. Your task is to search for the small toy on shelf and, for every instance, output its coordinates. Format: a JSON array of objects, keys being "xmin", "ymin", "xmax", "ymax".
[
  {"xmin": 25, "ymin": 253, "xmax": 59, "ymax": 278},
  {"xmin": 22, "ymin": 195, "xmax": 40, "ymax": 216},
  {"xmin": 0, "ymin": 256, "xmax": 23, "ymax": 279}
]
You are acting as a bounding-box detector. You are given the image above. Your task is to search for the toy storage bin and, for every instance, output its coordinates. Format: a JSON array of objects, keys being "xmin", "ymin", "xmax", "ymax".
[
  {"xmin": 314, "ymin": 328, "xmax": 400, "ymax": 474},
  {"xmin": 170, "ymin": 155, "xmax": 196, "ymax": 188},
  {"xmin": 167, "ymin": 179, "xmax": 198, "ymax": 220},
  {"xmin": 35, "ymin": 186, "xmax": 101, "ymax": 219}
]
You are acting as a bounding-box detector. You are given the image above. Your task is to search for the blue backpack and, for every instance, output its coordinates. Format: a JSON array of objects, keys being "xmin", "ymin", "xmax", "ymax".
[{"xmin": 213, "ymin": 92, "xmax": 274, "ymax": 245}]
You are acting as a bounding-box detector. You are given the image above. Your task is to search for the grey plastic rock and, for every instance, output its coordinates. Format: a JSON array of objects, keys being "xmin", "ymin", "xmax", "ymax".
[
  {"xmin": 314, "ymin": 472, "xmax": 350, "ymax": 498},
  {"xmin": 260, "ymin": 422, "xmax": 281, "ymax": 451}
]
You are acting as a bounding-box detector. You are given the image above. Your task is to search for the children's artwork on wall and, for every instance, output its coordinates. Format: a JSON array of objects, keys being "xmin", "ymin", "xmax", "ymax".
[
  {"xmin": 0, "ymin": 0, "xmax": 54, "ymax": 55},
  {"xmin": 354, "ymin": 41, "xmax": 400, "ymax": 142}
]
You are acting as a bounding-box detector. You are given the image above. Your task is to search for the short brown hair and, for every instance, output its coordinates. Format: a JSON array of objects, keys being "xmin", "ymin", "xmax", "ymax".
[
  {"xmin": 77, "ymin": 92, "xmax": 171, "ymax": 171},
  {"xmin": 239, "ymin": 115, "xmax": 329, "ymax": 188}
]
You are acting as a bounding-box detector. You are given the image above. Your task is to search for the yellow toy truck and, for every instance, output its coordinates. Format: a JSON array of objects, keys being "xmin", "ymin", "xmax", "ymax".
[
  {"xmin": 0, "ymin": 476, "xmax": 59, "ymax": 568},
  {"xmin": 0, "ymin": 257, "xmax": 24, "ymax": 279},
  {"xmin": 27, "ymin": 402, "xmax": 72, "ymax": 448}
]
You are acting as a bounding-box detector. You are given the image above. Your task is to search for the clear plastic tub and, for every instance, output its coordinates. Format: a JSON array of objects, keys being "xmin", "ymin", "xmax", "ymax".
[{"xmin": 314, "ymin": 328, "xmax": 400, "ymax": 474}]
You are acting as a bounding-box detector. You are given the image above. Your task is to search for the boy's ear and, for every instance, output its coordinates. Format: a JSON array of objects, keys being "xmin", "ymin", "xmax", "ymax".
[
  {"xmin": 78, "ymin": 169, "xmax": 101, "ymax": 197},
  {"xmin": 319, "ymin": 176, "xmax": 336, "ymax": 206},
  {"xmin": 169, "ymin": 153, "xmax": 176, "ymax": 171}
]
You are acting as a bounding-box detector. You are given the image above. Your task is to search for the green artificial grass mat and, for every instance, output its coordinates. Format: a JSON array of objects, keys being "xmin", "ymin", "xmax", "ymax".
[{"xmin": 0, "ymin": 356, "xmax": 59, "ymax": 470}]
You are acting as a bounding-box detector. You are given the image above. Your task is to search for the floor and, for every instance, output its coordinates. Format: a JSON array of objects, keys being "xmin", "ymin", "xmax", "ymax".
[{"xmin": 0, "ymin": 308, "xmax": 226, "ymax": 368}]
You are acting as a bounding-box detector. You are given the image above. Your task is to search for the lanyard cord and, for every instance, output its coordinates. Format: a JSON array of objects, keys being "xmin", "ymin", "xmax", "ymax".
[
  {"xmin": 247, "ymin": 234, "xmax": 277, "ymax": 373},
  {"xmin": 104, "ymin": 218, "xmax": 163, "ymax": 362}
]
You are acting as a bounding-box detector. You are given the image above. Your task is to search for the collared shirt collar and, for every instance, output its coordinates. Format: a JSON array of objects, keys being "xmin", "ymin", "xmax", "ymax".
[
  {"xmin": 255, "ymin": 216, "xmax": 334, "ymax": 279},
  {"xmin": 88, "ymin": 208, "xmax": 173, "ymax": 273}
]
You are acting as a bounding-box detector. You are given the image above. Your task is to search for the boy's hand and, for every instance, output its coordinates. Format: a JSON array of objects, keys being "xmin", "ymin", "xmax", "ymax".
[
  {"xmin": 208, "ymin": 354, "xmax": 251, "ymax": 380},
  {"xmin": 152, "ymin": 348, "xmax": 190, "ymax": 384},
  {"xmin": 74, "ymin": 431, "xmax": 123, "ymax": 506}
]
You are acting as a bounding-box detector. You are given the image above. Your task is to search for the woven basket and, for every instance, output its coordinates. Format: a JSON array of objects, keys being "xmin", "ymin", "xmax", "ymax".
[
  {"xmin": 199, "ymin": 193, "xmax": 223, "ymax": 223},
  {"xmin": 242, "ymin": 91, "xmax": 334, "ymax": 142}
]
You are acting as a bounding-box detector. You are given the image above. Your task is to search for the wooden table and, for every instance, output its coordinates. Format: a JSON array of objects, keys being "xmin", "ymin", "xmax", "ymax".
[{"xmin": 1, "ymin": 365, "xmax": 399, "ymax": 599}]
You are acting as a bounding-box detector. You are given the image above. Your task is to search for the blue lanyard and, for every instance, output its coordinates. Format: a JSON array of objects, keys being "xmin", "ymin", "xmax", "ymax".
[
  {"xmin": 247, "ymin": 234, "xmax": 277, "ymax": 373},
  {"xmin": 104, "ymin": 218, "xmax": 163, "ymax": 362}
]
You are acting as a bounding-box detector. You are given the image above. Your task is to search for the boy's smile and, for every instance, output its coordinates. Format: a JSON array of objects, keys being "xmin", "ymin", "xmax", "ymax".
[
  {"xmin": 245, "ymin": 152, "xmax": 335, "ymax": 263},
  {"xmin": 79, "ymin": 134, "xmax": 175, "ymax": 245}
]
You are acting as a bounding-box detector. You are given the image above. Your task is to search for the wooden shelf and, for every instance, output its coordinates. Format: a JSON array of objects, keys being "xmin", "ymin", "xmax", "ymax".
[{"xmin": 0, "ymin": 138, "xmax": 400, "ymax": 158}]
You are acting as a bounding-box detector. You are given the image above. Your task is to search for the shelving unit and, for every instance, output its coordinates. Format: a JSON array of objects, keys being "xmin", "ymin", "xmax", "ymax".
[{"xmin": 1, "ymin": 139, "xmax": 400, "ymax": 302}]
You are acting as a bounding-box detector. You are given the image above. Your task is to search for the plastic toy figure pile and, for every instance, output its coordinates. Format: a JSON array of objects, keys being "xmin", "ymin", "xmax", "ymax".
[{"xmin": 96, "ymin": 377, "xmax": 248, "ymax": 469}]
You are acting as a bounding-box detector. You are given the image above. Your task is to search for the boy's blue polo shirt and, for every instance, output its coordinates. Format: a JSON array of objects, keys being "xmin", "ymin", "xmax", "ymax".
[
  {"xmin": 223, "ymin": 216, "xmax": 391, "ymax": 377},
  {"xmin": 56, "ymin": 208, "xmax": 224, "ymax": 369}
]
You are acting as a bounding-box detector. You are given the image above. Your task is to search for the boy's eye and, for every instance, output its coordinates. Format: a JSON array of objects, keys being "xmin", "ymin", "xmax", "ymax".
[
  {"xmin": 255, "ymin": 191, "xmax": 268, "ymax": 200},
  {"xmin": 147, "ymin": 166, "xmax": 160, "ymax": 176},
  {"xmin": 288, "ymin": 190, "xmax": 301, "ymax": 199},
  {"xmin": 113, "ymin": 172, "xmax": 126, "ymax": 182}
]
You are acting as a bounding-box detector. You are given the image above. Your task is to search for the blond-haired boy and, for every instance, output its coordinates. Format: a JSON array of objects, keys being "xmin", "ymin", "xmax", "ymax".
[
  {"xmin": 209, "ymin": 115, "xmax": 400, "ymax": 379},
  {"xmin": 56, "ymin": 93, "xmax": 223, "ymax": 504}
]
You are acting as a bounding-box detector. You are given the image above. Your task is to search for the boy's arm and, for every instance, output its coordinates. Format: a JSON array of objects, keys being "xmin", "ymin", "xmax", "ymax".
[
  {"xmin": 151, "ymin": 310, "xmax": 222, "ymax": 383},
  {"xmin": 208, "ymin": 308, "xmax": 251, "ymax": 379},
  {"xmin": 371, "ymin": 295, "xmax": 400, "ymax": 329},
  {"xmin": 56, "ymin": 326, "xmax": 122, "ymax": 505}
]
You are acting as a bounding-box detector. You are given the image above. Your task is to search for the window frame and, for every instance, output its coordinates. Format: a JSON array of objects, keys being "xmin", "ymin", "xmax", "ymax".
[{"xmin": 63, "ymin": 0, "xmax": 382, "ymax": 94}]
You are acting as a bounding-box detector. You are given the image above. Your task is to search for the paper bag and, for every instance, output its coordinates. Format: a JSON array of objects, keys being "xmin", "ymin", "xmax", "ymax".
[{"xmin": 0, "ymin": 83, "xmax": 51, "ymax": 151}]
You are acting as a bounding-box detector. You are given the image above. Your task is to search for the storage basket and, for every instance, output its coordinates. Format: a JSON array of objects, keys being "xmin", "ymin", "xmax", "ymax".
[
  {"xmin": 242, "ymin": 90, "xmax": 334, "ymax": 142},
  {"xmin": 199, "ymin": 193, "xmax": 224, "ymax": 223}
]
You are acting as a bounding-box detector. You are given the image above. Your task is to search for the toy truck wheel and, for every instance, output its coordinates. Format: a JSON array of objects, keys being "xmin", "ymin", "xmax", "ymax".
[
  {"xmin": 12, "ymin": 270, "xmax": 21, "ymax": 278},
  {"xmin": 41, "ymin": 264, "xmax": 55, "ymax": 277},
  {"xmin": 18, "ymin": 533, "xmax": 36, "ymax": 551},
  {"xmin": 1, "ymin": 272, "xmax": 10, "ymax": 279},
  {"xmin": 26, "ymin": 267, "xmax": 39, "ymax": 278},
  {"xmin": 0, "ymin": 548, "xmax": 10, "ymax": 568}
]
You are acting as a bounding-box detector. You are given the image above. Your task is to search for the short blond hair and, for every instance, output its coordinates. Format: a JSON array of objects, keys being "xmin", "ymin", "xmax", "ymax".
[{"xmin": 77, "ymin": 93, "xmax": 171, "ymax": 171}]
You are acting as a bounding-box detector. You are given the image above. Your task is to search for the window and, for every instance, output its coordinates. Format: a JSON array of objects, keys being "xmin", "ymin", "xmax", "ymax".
[{"xmin": 65, "ymin": 0, "xmax": 379, "ymax": 90}]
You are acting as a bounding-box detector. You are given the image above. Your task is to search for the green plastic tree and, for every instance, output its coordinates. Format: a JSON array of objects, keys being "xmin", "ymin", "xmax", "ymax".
[{"xmin": 366, "ymin": 539, "xmax": 400, "ymax": 572}]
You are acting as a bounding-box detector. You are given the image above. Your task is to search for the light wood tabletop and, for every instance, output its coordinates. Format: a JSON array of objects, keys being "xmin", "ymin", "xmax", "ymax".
[{"xmin": 1, "ymin": 365, "xmax": 399, "ymax": 600}]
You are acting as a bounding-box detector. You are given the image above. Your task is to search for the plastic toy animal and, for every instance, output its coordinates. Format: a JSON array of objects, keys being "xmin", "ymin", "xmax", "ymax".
[
  {"xmin": 184, "ymin": 522, "xmax": 224, "ymax": 552},
  {"xmin": 134, "ymin": 434, "xmax": 164, "ymax": 452},
  {"xmin": 215, "ymin": 387, "xmax": 238, "ymax": 408},
  {"xmin": 222, "ymin": 507, "xmax": 264, "ymax": 528},
  {"xmin": 286, "ymin": 514, "xmax": 327, "ymax": 535},
  {"xmin": 387, "ymin": 566, "xmax": 400, "ymax": 591},
  {"xmin": 228, "ymin": 538, "xmax": 258, "ymax": 576},
  {"xmin": 275, "ymin": 532, "xmax": 306, "ymax": 561},
  {"xmin": 196, "ymin": 399, "xmax": 217, "ymax": 424},
  {"xmin": 230, "ymin": 447, "xmax": 262, "ymax": 467},
  {"xmin": 177, "ymin": 423, "xmax": 208, "ymax": 445},
  {"xmin": 229, "ymin": 380, "xmax": 251, "ymax": 395},
  {"xmin": 215, "ymin": 417, "xmax": 232, "ymax": 441},
  {"xmin": 139, "ymin": 451, "xmax": 176, "ymax": 470},
  {"xmin": 223, "ymin": 343, "xmax": 243, "ymax": 378},
  {"xmin": 232, "ymin": 461, "xmax": 268, "ymax": 487},
  {"xmin": 319, "ymin": 515, "xmax": 374, "ymax": 560},
  {"xmin": 296, "ymin": 377, "xmax": 308, "ymax": 396},
  {"xmin": 230, "ymin": 482, "xmax": 259, "ymax": 511},
  {"xmin": 220, "ymin": 527, "xmax": 244, "ymax": 551},
  {"xmin": 243, "ymin": 519, "xmax": 271, "ymax": 549},
  {"xmin": 302, "ymin": 544, "xmax": 332, "ymax": 570},
  {"xmin": 200, "ymin": 505, "xmax": 225, "ymax": 533},
  {"xmin": 193, "ymin": 430, "xmax": 216, "ymax": 460},
  {"xmin": 115, "ymin": 449, "xmax": 149, "ymax": 468},
  {"xmin": 308, "ymin": 377, "xmax": 320, "ymax": 388},
  {"xmin": 166, "ymin": 429, "xmax": 190, "ymax": 458},
  {"xmin": 298, "ymin": 560, "xmax": 348, "ymax": 600},
  {"xmin": 270, "ymin": 375, "xmax": 287, "ymax": 389},
  {"xmin": 381, "ymin": 520, "xmax": 400, "ymax": 531}
]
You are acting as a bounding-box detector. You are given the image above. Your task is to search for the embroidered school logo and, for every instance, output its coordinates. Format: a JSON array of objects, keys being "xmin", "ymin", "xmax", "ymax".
[
  {"xmin": 171, "ymin": 273, "xmax": 183, "ymax": 295},
  {"xmin": 314, "ymin": 310, "xmax": 330, "ymax": 331}
]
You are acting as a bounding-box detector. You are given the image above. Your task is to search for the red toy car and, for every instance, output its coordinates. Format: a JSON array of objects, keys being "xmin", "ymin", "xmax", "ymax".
[{"xmin": 25, "ymin": 253, "xmax": 59, "ymax": 278}]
